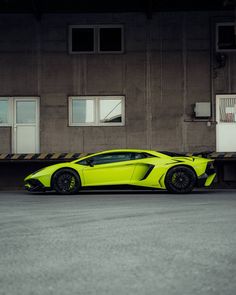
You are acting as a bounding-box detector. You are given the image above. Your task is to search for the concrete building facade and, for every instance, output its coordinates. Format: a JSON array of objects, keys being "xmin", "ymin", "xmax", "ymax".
[{"xmin": 0, "ymin": 8, "xmax": 236, "ymax": 154}]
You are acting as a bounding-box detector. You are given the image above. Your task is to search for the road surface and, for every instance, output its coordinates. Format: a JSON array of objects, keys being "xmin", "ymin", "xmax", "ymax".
[{"xmin": 0, "ymin": 190, "xmax": 236, "ymax": 295}]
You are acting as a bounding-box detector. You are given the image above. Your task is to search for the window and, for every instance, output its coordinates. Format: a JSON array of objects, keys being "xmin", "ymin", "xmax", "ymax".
[
  {"xmin": 99, "ymin": 27, "xmax": 122, "ymax": 52},
  {"xmin": 78, "ymin": 152, "xmax": 132, "ymax": 166},
  {"xmin": 69, "ymin": 25, "xmax": 124, "ymax": 54},
  {"xmin": 92, "ymin": 153, "xmax": 132, "ymax": 165},
  {"xmin": 216, "ymin": 23, "xmax": 236, "ymax": 52},
  {"xmin": 219, "ymin": 97, "xmax": 236, "ymax": 122},
  {"xmin": 0, "ymin": 98, "xmax": 11, "ymax": 126},
  {"xmin": 77, "ymin": 152, "xmax": 152, "ymax": 166},
  {"xmin": 71, "ymin": 99, "xmax": 95, "ymax": 124},
  {"xmin": 71, "ymin": 27, "xmax": 95, "ymax": 53},
  {"xmin": 99, "ymin": 99, "xmax": 122, "ymax": 124},
  {"xmin": 16, "ymin": 101, "xmax": 36, "ymax": 124},
  {"xmin": 132, "ymin": 153, "xmax": 148, "ymax": 160},
  {"xmin": 69, "ymin": 96, "xmax": 125, "ymax": 126}
]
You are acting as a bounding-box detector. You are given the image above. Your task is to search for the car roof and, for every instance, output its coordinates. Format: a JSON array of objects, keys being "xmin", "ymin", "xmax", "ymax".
[{"xmin": 73, "ymin": 149, "xmax": 170, "ymax": 161}]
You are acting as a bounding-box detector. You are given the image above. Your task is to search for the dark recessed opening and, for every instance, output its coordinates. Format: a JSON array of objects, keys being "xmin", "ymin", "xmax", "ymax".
[
  {"xmin": 99, "ymin": 28, "xmax": 122, "ymax": 52},
  {"xmin": 218, "ymin": 25, "xmax": 236, "ymax": 50},
  {"xmin": 71, "ymin": 28, "xmax": 94, "ymax": 52}
]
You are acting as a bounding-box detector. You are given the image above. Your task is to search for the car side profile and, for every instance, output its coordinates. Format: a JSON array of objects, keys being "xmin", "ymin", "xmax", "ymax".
[{"xmin": 24, "ymin": 149, "xmax": 216, "ymax": 194}]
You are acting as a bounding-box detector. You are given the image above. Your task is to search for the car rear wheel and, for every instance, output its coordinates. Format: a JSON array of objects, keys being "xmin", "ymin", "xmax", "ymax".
[
  {"xmin": 165, "ymin": 166, "xmax": 196, "ymax": 194},
  {"xmin": 52, "ymin": 169, "xmax": 81, "ymax": 194}
]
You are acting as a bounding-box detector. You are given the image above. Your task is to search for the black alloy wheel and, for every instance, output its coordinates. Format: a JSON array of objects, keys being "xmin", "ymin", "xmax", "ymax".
[
  {"xmin": 52, "ymin": 169, "xmax": 81, "ymax": 194},
  {"xmin": 165, "ymin": 165, "xmax": 196, "ymax": 194}
]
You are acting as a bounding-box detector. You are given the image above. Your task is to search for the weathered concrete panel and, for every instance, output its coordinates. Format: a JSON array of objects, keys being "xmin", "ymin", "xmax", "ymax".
[
  {"xmin": 162, "ymin": 52, "xmax": 183, "ymax": 91},
  {"xmin": 87, "ymin": 55, "xmax": 123, "ymax": 94},
  {"xmin": 41, "ymin": 54, "xmax": 73, "ymax": 94},
  {"xmin": 126, "ymin": 24, "xmax": 146, "ymax": 52},
  {"xmin": 161, "ymin": 14, "xmax": 182, "ymax": 51},
  {"xmin": 40, "ymin": 94, "xmax": 67, "ymax": 107},
  {"xmin": 187, "ymin": 52, "xmax": 210, "ymax": 91},
  {"xmin": 185, "ymin": 122, "xmax": 215, "ymax": 152},
  {"xmin": 125, "ymin": 53, "xmax": 146, "ymax": 120},
  {"xmin": 0, "ymin": 14, "xmax": 37, "ymax": 52},
  {"xmin": 186, "ymin": 13, "xmax": 210, "ymax": 40},
  {"xmin": 83, "ymin": 127, "xmax": 126, "ymax": 152},
  {"xmin": 83, "ymin": 127, "xmax": 127, "ymax": 152},
  {"xmin": 0, "ymin": 128, "xmax": 11, "ymax": 153},
  {"xmin": 0, "ymin": 53, "xmax": 38, "ymax": 95},
  {"xmin": 40, "ymin": 104, "xmax": 84, "ymax": 153},
  {"xmin": 152, "ymin": 117, "xmax": 183, "ymax": 151},
  {"xmin": 230, "ymin": 55, "xmax": 236, "ymax": 93},
  {"xmin": 41, "ymin": 25, "xmax": 67, "ymax": 52},
  {"xmin": 125, "ymin": 52, "xmax": 147, "ymax": 149}
]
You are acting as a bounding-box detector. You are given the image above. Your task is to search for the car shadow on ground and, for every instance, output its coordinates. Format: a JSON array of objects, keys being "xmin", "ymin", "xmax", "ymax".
[{"xmin": 28, "ymin": 189, "xmax": 217, "ymax": 196}]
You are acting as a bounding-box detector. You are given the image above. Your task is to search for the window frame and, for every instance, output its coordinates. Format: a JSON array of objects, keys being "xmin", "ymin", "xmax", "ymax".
[
  {"xmin": 216, "ymin": 22, "xmax": 236, "ymax": 52},
  {"xmin": 68, "ymin": 96, "xmax": 125, "ymax": 127},
  {"xmin": 0, "ymin": 97, "xmax": 13, "ymax": 127},
  {"xmin": 68, "ymin": 24, "xmax": 124, "ymax": 54}
]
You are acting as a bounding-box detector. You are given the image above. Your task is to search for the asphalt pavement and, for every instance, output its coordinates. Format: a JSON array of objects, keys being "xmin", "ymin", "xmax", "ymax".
[{"xmin": 0, "ymin": 189, "xmax": 236, "ymax": 295}]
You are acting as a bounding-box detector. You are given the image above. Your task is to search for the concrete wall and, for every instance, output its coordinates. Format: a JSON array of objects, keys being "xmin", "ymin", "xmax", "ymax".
[
  {"xmin": 0, "ymin": 127, "xmax": 11, "ymax": 153},
  {"xmin": 0, "ymin": 11, "xmax": 235, "ymax": 153}
]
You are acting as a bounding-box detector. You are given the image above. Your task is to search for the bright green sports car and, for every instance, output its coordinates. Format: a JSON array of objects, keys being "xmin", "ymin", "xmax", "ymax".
[{"xmin": 24, "ymin": 149, "xmax": 216, "ymax": 194}]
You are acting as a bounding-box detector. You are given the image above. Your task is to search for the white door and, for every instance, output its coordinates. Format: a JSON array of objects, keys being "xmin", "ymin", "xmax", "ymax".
[
  {"xmin": 216, "ymin": 94, "xmax": 236, "ymax": 152},
  {"xmin": 13, "ymin": 98, "xmax": 39, "ymax": 153}
]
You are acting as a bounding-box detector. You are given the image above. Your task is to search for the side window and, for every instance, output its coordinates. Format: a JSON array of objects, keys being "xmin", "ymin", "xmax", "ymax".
[
  {"xmin": 77, "ymin": 153, "xmax": 132, "ymax": 166},
  {"xmin": 92, "ymin": 153, "xmax": 132, "ymax": 165},
  {"xmin": 77, "ymin": 159, "xmax": 89, "ymax": 166},
  {"xmin": 132, "ymin": 153, "xmax": 147, "ymax": 160},
  {"xmin": 77, "ymin": 152, "xmax": 156, "ymax": 165},
  {"xmin": 132, "ymin": 153, "xmax": 155, "ymax": 159}
]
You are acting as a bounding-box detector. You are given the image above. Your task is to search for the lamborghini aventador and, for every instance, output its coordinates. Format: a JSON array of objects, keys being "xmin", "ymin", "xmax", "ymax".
[{"xmin": 24, "ymin": 149, "xmax": 216, "ymax": 194}]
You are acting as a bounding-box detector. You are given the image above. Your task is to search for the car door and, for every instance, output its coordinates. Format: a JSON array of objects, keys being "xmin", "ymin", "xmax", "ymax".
[{"xmin": 78, "ymin": 152, "xmax": 136, "ymax": 186}]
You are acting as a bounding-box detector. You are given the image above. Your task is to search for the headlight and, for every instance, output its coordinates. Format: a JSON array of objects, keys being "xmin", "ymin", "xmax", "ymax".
[{"xmin": 31, "ymin": 168, "xmax": 45, "ymax": 175}]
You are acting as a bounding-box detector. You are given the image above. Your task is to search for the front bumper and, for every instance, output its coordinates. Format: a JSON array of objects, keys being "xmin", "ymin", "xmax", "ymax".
[{"xmin": 25, "ymin": 179, "xmax": 48, "ymax": 192}]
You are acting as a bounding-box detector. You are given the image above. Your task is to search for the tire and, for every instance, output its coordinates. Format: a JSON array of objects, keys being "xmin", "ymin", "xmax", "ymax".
[
  {"xmin": 52, "ymin": 169, "xmax": 81, "ymax": 194},
  {"xmin": 165, "ymin": 165, "xmax": 196, "ymax": 194}
]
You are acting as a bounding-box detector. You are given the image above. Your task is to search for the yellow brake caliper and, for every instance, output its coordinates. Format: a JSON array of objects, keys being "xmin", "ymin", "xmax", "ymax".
[{"xmin": 69, "ymin": 176, "xmax": 76, "ymax": 189}]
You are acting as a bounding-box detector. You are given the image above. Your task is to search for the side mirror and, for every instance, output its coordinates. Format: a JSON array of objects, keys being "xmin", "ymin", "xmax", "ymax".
[{"xmin": 86, "ymin": 159, "xmax": 94, "ymax": 167}]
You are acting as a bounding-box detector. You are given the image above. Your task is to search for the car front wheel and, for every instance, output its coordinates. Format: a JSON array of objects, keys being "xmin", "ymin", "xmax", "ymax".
[
  {"xmin": 165, "ymin": 166, "xmax": 196, "ymax": 194},
  {"xmin": 52, "ymin": 169, "xmax": 81, "ymax": 194}
]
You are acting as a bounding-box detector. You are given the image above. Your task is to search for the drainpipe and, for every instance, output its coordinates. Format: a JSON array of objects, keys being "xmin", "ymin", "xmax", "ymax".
[
  {"xmin": 145, "ymin": 19, "xmax": 152, "ymax": 149},
  {"xmin": 210, "ymin": 16, "xmax": 215, "ymax": 124},
  {"xmin": 182, "ymin": 13, "xmax": 187, "ymax": 152}
]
